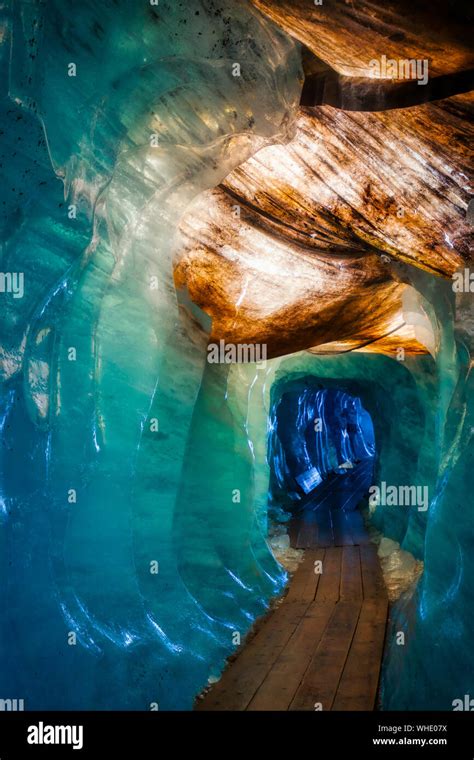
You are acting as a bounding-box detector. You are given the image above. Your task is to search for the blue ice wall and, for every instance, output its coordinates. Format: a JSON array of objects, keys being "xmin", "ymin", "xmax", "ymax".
[
  {"xmin": 268, "ymin": 384, "xmax": 375, "ymax": 504},
  {"xmin": 0, "ymin": 0, "xmax": 302, "ymax": 709}
]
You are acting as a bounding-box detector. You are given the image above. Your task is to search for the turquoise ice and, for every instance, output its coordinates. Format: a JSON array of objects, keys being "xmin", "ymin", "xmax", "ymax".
[{"xmin": 0, "ymin": 0, "xmax": 473, "ymax": 711}]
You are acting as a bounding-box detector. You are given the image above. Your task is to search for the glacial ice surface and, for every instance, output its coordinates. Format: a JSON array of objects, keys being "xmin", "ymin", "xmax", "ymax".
[
  {"xmin": 0, "ymin": 0, "xmax": 302, "ymax": 709},
  {"xmin": 0, "ymin": 0, "xmax": 473, "ymax": 713}
]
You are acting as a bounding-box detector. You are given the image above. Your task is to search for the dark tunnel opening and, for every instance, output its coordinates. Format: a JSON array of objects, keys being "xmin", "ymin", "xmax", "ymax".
[{"xmin": 268, "ymin": 380, "xmax": 376, "ymax": 548}]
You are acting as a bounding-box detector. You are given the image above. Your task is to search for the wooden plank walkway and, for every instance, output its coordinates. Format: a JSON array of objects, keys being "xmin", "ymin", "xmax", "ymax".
[
  {"xmin": 291, "ymin": 460, "xmax": 374, "ymax": 549},
  {"xmin": 196, "ymin": 543, "xmax": 388, "ymax": 711}
]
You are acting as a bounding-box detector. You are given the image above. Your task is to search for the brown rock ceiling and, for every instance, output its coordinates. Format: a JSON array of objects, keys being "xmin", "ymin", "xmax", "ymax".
[
  {"xmin": 174, "ymin": 3, "xmax": 474, "ymax": 360},
  {"xmin": 249, "ymin": 0, "xmax": 474, "ymax": 78}
]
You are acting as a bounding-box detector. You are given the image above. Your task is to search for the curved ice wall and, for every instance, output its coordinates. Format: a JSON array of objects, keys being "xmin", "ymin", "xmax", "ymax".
[
  {"xmin": 268, "ymin": 385, "xmax": 375, "ymax": 506},
  {"xmin": 1, "ymin": 0, "xmax": 473, "ymax": 713},
  {"xmin": 0, "ymin": 0, "xmax": 302, "ymax": 709}
]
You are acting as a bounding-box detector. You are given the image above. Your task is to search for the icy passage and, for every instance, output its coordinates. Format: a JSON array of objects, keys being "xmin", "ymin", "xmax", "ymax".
[{"xmin": 1, "ymin": 0, "xmax": 473, "ymax": 713}]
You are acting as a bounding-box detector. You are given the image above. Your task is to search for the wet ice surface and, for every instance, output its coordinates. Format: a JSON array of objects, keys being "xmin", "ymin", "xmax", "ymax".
[
  {"xmin": 0, "ymin": 0, "xmax": 473, "ymax": 713},
  {"xmin": 0, "ymin": 0, "xmax": 301, "ymax": 709}
]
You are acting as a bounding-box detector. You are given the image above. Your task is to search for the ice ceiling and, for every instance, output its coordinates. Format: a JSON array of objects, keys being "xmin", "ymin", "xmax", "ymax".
[{"xmin": 0, "ymin": 0, "xmax": 473, "ymax": 710}]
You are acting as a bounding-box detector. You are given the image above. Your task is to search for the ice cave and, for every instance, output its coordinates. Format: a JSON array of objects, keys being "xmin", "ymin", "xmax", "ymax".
[{"xmin": 0, "ymin": 0, "xmax": 473, "ymax": 714}]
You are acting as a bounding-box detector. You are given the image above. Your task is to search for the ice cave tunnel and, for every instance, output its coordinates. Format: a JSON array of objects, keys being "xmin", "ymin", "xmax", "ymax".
[{"xmin": 0, "ymin": 0, "xmax": 473, "ymax": 712}]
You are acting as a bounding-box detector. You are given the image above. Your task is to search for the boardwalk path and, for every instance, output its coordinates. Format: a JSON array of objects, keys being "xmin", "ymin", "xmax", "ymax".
[{"xmin": 197, "ymin": 468, "xmax": 388, "ymax": 711}]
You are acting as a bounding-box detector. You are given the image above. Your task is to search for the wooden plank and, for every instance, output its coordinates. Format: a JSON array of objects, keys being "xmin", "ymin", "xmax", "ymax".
[
  {"xmin": 295, "ymin": 513, "xmax": 319, "ymax": 548},
  {"xmin": 360, "ymin": 544, "xmax": 387, "ymax": 600},
  {"xmin": 247, "ymin": 602, "xmax": 336, "ymax": 710},
  {"xmin": 196, "ymin": 600, "xmax": 309, "ymax": 710},
  {"xmin": 332, "ymin": 509, "xmax": 352, "ymax": 547},
  {"xmin": 197, "ymin": 532, "xmax": 388, "ymax": 712},
  {"xmin": 314, "ymin": 506, "xmax": 334, "ymax": 547},
  {"xmin": 289, "ymin": 601, "xmax": 362, "ymax": 710},
  {"xmin": 346, "ymin": 509, "xmax": 371, "ymax": 546},
  {"xmin": 286, "ymin": 549, "xmax": 325, "ymax": 603},
  {"xmin": 340, "ymin": 546, "xmax": 363, "ymax": 600},
  {"xmin": 315, "ymin": 546, "xmax": 342, "ymax": 602},
  {"xmin": 332, "ymin": 598, "xmax": 388, "ymax": 710}
]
